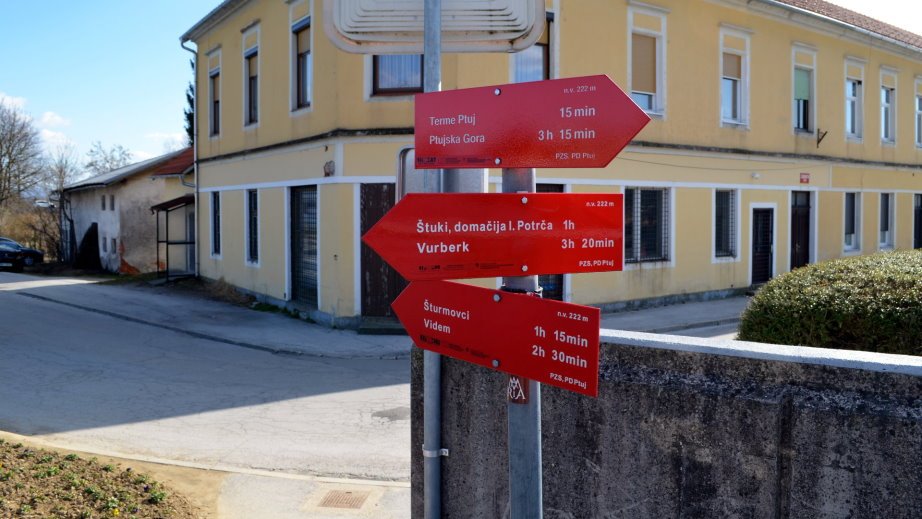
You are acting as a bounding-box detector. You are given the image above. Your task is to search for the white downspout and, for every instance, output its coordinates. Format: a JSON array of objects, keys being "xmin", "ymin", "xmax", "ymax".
[{"xmin": 181, "ymin": 39, "xmax": 200, "ymax": 277}]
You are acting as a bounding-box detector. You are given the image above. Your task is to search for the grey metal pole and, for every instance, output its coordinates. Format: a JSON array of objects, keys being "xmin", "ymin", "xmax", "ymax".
[
  {"xmin": 502, "ymin": 168, "xmax": 543, "ymax": 519},
  {"xmin": 422, "ymin": 1, "xmax": 443, "ymax": 519}
]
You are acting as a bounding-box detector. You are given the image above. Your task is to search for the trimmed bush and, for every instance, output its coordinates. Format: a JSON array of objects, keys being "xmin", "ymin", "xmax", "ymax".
[{"xmin": 738, "ymin": 249, "xmax": 922, "ymax": 355}]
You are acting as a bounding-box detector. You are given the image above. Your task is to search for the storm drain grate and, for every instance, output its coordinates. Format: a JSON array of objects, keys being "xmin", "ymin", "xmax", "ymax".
[{"xmin": 318, "ymin": 490, "xmax": 370, "ymax": 509}]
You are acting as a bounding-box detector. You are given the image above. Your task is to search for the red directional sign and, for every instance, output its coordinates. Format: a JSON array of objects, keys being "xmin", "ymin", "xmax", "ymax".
[
  {"xmin": 362, "ymin": 192, "xmax": 623, "ymax": 281},
  {"xmin": 415, "ymin": 75, "xmax": 650, "ymax": 169},
  {"xmin": 394, "ymin": 281, "xmax": 600, "ymax": 397}
]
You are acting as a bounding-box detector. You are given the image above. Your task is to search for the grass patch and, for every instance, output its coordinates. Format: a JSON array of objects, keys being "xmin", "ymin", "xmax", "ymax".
[{"xmin": 0, "ymin": 439, "xmax": 202, "ymax": 518}]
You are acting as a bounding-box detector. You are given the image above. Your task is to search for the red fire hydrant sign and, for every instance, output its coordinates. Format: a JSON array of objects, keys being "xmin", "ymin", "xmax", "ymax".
[
  {"xmin": 361, "ymin": 193, "xmax": 623, "ymax": 281},
  {"xmin": 393, "ymin": 281, "xmax": 601, "ymax": 397},
  {"xmin": 415, "ymin": 75, "xmax": 650, "ymax": 169}
]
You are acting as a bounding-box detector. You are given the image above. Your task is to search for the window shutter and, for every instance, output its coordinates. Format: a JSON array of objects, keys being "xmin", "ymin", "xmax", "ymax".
[
  {"xmin": 795, "ymin": 69, "xmax": 811, "ymax": 100},
  {"xmin": 632, "ymin": 34, "xmax": 656, "ymax": 94},
  {"xmin": 723, "ymin": 53, "xmax": 741, "ymax": 80}
]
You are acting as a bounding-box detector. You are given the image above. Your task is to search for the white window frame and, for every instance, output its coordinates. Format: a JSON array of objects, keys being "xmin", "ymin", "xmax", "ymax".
[
  {"xmin": 719, "ymin": 26, "xmax": 750, "ymax": 128},
  {"xmin": 845, "ymin": 59, "xmax": 864, "ymax": 141},
  {"xmin": 915, "ymin": 77, "xmax": 922, "ymax": 148},
  {"xmin": 712, "ymin": 188, "xmax": 741, "ymax": 263},
  {"xmin": 242, "ymin": 26, "xmax": 260, "ymax": 129},
  {"xmin": 879, "ymin": 192, "xmax": 895, "ymax": 250},
  {"xmin": 792, "ymin": 45, "xmax": 816, "ymax": 135},
  {"xmin": 290, "ymin": 0, "xmax": 313, "ymax": 114},
  {"xmin": 210, "ymin": 191, "xmax": 222, "ymax": 259},
  {"xmin": 363, "ymin": 55, "xmax": 422, "ymax": 102},
  {"xmin": 880, "ymin": 68, "xmax": 897, "ymax": 144},
  {"xmin": 207, "ymin": 48, "xmax": 221, "ymax": 138},
  {"xmin": 244, "ymin": 189, "xmax": 260, "ymax": 266},
  {"xmin": 843, "ymin": 192, "xmax": 861, "ymax": 254},
  {"xmin": 628, "ymin": 2, "xmax": 668, "ymax": 117}
]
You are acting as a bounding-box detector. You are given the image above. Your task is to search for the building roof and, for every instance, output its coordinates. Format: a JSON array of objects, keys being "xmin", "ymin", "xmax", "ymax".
[
  {"xmin": 180, "ymin": 0, "xmax": 247, "ymax": 43},
  {"xmin": 64, "ymin": 148, "xmax": 190, "ymax": 192},
  {"xmin": 774, "ymin": 0, "xmax": 922, "ymax": 52},
  {"xmin": 182, "ymin": 0, "xmax": 922, "ymax": 55},
  {"xmin": 150, "ymin": 147, "xmax": 194, "ymax": 177}
]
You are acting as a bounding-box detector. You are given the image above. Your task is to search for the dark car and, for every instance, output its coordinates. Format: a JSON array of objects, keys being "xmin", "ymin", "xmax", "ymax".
[
  {"xmin": 0, "ymin": 237, "xmax": 44, "ymax": 266},
  {"xmin": 0, "ymin": 243, "xmax": 24, "ymax": 272}
]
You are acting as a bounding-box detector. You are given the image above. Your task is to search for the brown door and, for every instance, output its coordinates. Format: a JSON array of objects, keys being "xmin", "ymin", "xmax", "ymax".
[
  {"xmin": 752, "ymin": 208, "xmax": 773, "ymax": 285},
  {"xmin": 360, "ymin": 183, "xmax": 406, "ymax": 317},
  {"xmin": 537, "ymin": 183, "xmax": 565, "ymax": 301},
  {"xmin": 790, "ymin": 191, "xmax": 810, "ymax": 270}
]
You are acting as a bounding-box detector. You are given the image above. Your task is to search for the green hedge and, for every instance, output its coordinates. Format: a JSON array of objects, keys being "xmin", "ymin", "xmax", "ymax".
[{"xmin": 738, "ymin": 249, "xmax": 922, "ymax": 355}]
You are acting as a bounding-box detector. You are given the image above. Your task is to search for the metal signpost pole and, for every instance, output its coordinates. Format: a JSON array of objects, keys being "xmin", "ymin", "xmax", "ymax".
[
  {"xmin": 502, "ymin": 167, "xmax": 543, "ymax": 519},
  {"xmin": 422, "ymin": 1, "xmax": 443, "ymax": 519}
]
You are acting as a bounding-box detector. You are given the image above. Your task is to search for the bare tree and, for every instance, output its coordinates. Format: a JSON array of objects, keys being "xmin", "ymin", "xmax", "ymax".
[
  {"xmin": 47, "ymin": 143, "xmax": 81, "ymax": 194},
  {"xmin": 0, "ymin": 102, "xmax": 45, "ymax": 208},
  {"xmin": 84, "ymin": 141, "xmax": 132, "ymax": 176}
]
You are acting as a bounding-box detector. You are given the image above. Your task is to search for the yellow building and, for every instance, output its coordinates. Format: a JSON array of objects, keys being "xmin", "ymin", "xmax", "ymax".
[{"xmin": 181, "ymin": 0, "xmax": 922, "ymax": 328}]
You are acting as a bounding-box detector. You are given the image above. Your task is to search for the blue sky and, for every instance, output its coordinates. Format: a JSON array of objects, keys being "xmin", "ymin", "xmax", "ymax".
[
  {"xmin": 1, "ymin": 0, "xmax": 920, "ymax": 172},
  {"xmin": 0, "ymin": 1, "xmax": 215, "ymax": 165}
]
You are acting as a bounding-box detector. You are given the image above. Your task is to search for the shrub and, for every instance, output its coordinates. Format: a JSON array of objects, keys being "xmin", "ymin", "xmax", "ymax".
[{"xmin": 738, "ymin": 249, "xmax": 922, "ymax": 355}]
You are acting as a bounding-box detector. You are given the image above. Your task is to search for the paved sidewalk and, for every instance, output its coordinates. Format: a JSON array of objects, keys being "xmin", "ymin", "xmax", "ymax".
[
  {"xmin": 1, "ymin": 275, "xmax": 411, "ymax": 359},
  {"xmin": 600, "ymin": 295, "xmax": 750, "ymax": 334}
]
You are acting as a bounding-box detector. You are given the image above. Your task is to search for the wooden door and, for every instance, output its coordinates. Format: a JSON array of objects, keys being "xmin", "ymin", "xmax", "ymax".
[
  {"xmin": 360, "ymin": 183, "xmax": 406, "ymax": 317},
  {"xmin": 790, "ymin": 192, "xmax": 810, "ymax": 270},
  {"xmin": 752, "ymin": 208, "xmax": 773, "ymax": 285}
]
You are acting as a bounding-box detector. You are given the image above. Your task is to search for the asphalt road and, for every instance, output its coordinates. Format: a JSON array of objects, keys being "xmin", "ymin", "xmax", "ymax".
[{"xmin": 0, "ymin": 272, "xmax": 410, "ymax": 482}]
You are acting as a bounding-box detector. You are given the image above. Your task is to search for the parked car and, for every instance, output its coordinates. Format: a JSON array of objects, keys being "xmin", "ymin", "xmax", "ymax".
[
  {"xmin": 0, "ymin": 237, "xmax": 44, "ymax": 266},
  {"xmin": 0, "ymin": 242, "xmax": 24, "ymax": 272}
]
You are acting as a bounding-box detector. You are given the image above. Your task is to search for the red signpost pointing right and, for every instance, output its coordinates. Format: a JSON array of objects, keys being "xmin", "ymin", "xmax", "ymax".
[{"xmin": 393, "ymin": 281, "xmax": 601, "ymax": 397}]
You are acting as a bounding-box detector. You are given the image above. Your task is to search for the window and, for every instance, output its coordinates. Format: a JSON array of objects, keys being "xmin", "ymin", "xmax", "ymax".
[
  {"xmin": 111, "ymin": 238, "xmax": 117, "ymax": 255},
  {"xmin": 102, "ymin": 235, "xmax": 107, "ymax": 253},
  {"xmin": 629, "ymin": 5, "xmax": 666, "ymax": 114},
  {"xmin": 101, "ymin": 195, "xmax": 106, "ymax": 210},
  {"xmin": 881, "ymin": 70, "xmax": 897, "ymax": 143},
  {"xmin": 794, "ymin": 67, "xmax": 813, "ymax": 131},
  {"xmin": 373, "ymin": 55, "xmax": 423, "ymax": 95},
  {"xmin": 715, "ymin": 190, "xmax": 737, "ymax": 258},
  {"xmin": 207, "ymin": 49, "xmax": 221, "ymax": 137},
  {"xmin": 880, "ymin": 193, "xmax": 894, "ymax": 249},
  {"xmin": 881, "ymin": 86, "xmax": 895, "ymax": 142},
  {"xmin": 245, "ymin": 49, "xmax": 259, "ymax": 125},
  {"xmin": 209, "ymin": 71, "xmax": 220, "ymax": 136},
  {"xmin": 109, "ymin": 195, "xmax": 114, "ymax": 211},
  {"xmin": 211, "ymin": 192, "xmax": 221, "ymax": 256},
  {"xmin": 719, "ymin": 28, "xmax": 749, "ymax": 126},
  {"xmin": 293, "ymin": 17, "xmax": 312, "ymax": 109},
  {"xmin": 514, "ymin": 13, "xmax": 552, "ymax": 83},
  {"xmin": 916, "ymin": 93, "xmax": 922, "ymax": 147},
  {"xmin": 846, "ymin": 79, "xmax": 862, "ymax": 138},
  {"xmin": 246, "ymin": 189, "xmax": 259, "ymax": 264},
  {"xmin": 625, "ymin": 187, "xmax": 670, "ymax": 263},
  {"xmin": 844, "ymin": 192, "xmax": 860, "ymax": 251},
  {"xmin": 721, "ymin": 54, "xmax": 741, "ymax": 122}
]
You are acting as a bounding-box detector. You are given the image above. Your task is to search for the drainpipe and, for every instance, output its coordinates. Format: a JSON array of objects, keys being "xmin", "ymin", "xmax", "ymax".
[{"xmin": 181, "ymin": 39, "xmax": 200, "ymax": 277}]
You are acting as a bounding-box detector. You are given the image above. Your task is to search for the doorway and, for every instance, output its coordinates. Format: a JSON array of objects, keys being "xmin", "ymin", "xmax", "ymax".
[
  {"xmin": 751, "ymin": 208, "xmax": 774, "ymax": 285},
  {"xmin": 537, "ymin": 183, "xmax": 565, "ymax": 301},
  {"xmin": 291, "ymin": 186, "xmax": 318, "ymax": 307},
  {"xmin": 790, "ymin": 191, "xmax": 810, "ymax": 270},
  {"xmin": 360, "ymin": 183, "xmax": 406, "ymax": 318}
]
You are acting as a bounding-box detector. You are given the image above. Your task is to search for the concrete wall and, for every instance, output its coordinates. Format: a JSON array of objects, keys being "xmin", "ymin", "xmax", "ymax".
[{"xmin": 411, "ymin": 332, "xmax": 922, "ymax": 518}]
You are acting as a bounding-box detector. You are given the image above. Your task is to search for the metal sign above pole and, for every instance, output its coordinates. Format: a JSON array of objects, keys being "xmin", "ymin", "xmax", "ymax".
[{"xmin": 324, "ymin": 0, "xmax": 546, "ymax": 53}]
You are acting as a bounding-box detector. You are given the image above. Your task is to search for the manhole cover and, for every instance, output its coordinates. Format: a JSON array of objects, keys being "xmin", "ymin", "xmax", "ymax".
[{"xmin": 319, "ymin": 490, "xmax": 370, "ymax": 509}]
